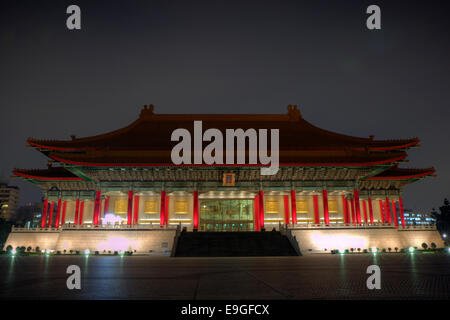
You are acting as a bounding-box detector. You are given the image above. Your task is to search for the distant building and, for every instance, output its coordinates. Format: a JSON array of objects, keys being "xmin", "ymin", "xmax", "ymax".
[
  {"xmin": 400, "ymin": 209, "xmax": 436, "ymax": 226},
  {"xmin": 0, "ymin": 183, "xmax": 19, "ymax": 221}
]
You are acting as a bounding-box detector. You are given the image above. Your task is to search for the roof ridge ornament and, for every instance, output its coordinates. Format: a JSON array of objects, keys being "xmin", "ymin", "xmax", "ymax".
[
  {"xmin": 287, "ymin": 104, "xmax": 301, "ymax": 121},
  {"xmin": 140, "ymin": 104, "xmax": 155, "ymax": 119}
]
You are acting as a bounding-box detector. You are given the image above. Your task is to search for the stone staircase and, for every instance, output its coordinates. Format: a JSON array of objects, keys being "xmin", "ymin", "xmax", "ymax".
[{"xmin": 173, "ymin": 230, "xmax": 300, "ymax": 257}]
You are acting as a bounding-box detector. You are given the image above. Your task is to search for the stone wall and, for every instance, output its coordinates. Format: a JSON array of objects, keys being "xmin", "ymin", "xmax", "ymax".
[
  {"xmin": 4, "ymin": 229, "xmax": 177, "ymax": 254},
  {"xmin": 5, "ymin": 227, "xmax": 443, "ymax": 255},
  {"xmin": 4, "ymin": 231, "xmax": 61, "ymax": 251},
  {"xmin": 291, "ymin": 227, "xmax": 445, "ymax": 253}
]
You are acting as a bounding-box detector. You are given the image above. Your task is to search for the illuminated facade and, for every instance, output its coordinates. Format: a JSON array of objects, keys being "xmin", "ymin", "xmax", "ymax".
[
  {"xmin": 13, "ymin": 104, "xmax": 436, "ymax": 230},
  {"xmin": 5, "ymin": 105, "xmax": 444, "ymax": 253}
]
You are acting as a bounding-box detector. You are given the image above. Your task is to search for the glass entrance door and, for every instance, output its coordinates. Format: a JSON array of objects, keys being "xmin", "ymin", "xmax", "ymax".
[{"xmin": 199, "ymin": 199, "xmax": 254, "ymax": 231}]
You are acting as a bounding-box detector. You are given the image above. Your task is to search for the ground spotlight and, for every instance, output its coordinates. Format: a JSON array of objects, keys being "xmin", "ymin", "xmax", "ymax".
[
  {"xmin": 84, "ymin": 249, "xmax": 90, "ymax": 255},
  {"xmin": 11, "ymin": 249, "xmax": 16, "ymax": 256},
  {"xmin": 371, "ymin": 247, "xmax": 377, "ymax": 253},
  {"xmin": 408, "ymin": 247, "xmax": 415, "ymax": 253}
]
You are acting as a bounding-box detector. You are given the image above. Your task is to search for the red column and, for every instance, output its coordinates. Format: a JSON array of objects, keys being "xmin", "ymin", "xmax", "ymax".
[
  {"xmin": 379, "ymin": 200, "xmax": 385, "ymax": 223},
  {"xmin": 259, "ymin": 190, "xmax": 265, "ymax": 230},
  {"xmin": 165, "ymin": 195, "xmax": 169, "ymax": 226},
  {"xmin": 399, "ymin": 197, "xmax": 405, "ymax": 228},
  {"xmin": 283, "ymin": 195, "xmax": 290, "ymax": 225},
  {"xmin": 342, "ymin": 195, "xmax": 348, "ymax": 224},
  {"xmin": 47, "ymin": 201, "xmax": 54, "ymax": 227},
  {"xmin": 350, "ymin": 198, "xmax": 356, "ymax": 224},
  {"xmin": 391, "ymin": 199, "xmax": 398, "ymax": 228},
  {"xmin": 74, "ymin": 199, "xmax": 80, "ymax": 225},
  {"xmin": 290, "ymin": 190, "xmax": 297, "ymax": 225},
  {"xmin": 193, "ymin": 190, "xmax": 199, "ymax": 230},
  {"xmin": 322, "ymin": 190, "xmax": 329, "ymax": 225},
  {"xmin": 160, "ymin": 191, "xmax": 166, "ymax": 226},
  {"xmin": 362, "ymin": 200, "xmax": 368, "ymax": 223},
  {"xmin": 254, "ymin": 195, "xmax": 260, "ymax": 231},
  {"xmin": 133, "ymin": 195, "xmax": 140, "ymax": 225},
  {"xmin": 127, "ymin": 191, "xmax": 133, "ymax": 225},
  {"xmin": 94, "ymin": 190, "xmax": 101, "ymax": 225},
  {"xmin": 354, "ymin": 190, "xmax": 361, "ymax": 224},
  {"xmin": 61, "ymin": 201, "xmax": 67, "ymax": 226},
  {"xmin": 385, "ymin": 197, "xmax": 391, "ymax": 223},
  {"xmin": 104, "ymin": 196, "xmax": 110, "ymax": 217},
  {"xmin": 41, "ymin": 199, "xmax": 48, "ymax": 228},
  {"xmin": 79, "ymin": 201, "xmax": 84, "ymax": 225},
  {"xmin": 368, "ymin": 198, "xmax": 374, "ymax": 223},
  {"xmin": 55, "ymin": 199, "xmax": 62, "ymax": 228},
  {"xmin": 313, "ymin": 195, "xmax": 320, "ymax": 224}
]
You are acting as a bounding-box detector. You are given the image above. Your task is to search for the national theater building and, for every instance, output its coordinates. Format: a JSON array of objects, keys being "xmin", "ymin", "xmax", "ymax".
[{"xmin": 5, "ymin": 105, "xmax": 444, "ymax": 254}]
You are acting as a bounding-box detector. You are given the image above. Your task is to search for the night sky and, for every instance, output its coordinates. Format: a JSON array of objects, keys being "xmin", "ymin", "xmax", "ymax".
[{"xmin": 1, "ymin": 0, "xmax": 449, "ymax": 211}]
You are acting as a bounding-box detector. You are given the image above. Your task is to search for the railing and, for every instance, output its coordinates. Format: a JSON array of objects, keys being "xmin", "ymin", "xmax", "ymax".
[
  {"xmin": 62, "ymin": 223, "xmax": 177, "ymax": 230},
  {"xmin": 286, "ymin": 222, "xmax": 437, "ymax": 230},
  {"xmin": 170, "ymin": 224, "xmax": 182, "ymax": 257},
  {"xmin": 280, "ymin": 223, "xmax": 302, "ymax": 256},
  {"xmin": 11, "ymin": 226, "xmax": 61, "ymax": 232},
  {"xmin": 11, "ymin": 224, "xmax": 178, "ymax": 232}
]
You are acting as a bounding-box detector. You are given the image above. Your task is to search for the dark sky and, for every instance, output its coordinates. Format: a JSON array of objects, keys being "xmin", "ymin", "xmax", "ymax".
[{"xmin": 1, "ymin": 0, "xmax": 449, "ymax": 211}]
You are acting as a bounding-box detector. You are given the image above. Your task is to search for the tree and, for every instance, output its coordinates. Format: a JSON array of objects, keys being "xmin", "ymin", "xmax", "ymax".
[
  {"xmin": 0, "ymin": 217, "xmax": 13, "ymax": 250},
  {"xmin": 431, "ymin": 199, "xmax": 450, "ymax": 237},
  {"xmin": 421, "ymin": 243, "xmax": 428, "ymax": 250},
  {"xmin": 430, "ymin": 242, "xmax": 437, "ymax": 250}
]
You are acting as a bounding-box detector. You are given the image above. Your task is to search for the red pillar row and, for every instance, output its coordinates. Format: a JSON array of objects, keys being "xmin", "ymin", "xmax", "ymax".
[
  {"xmin": 61, "ymin": 201, "xmax": 67, "ymax": 226},
  {"xmin": 254, "ymin": 195, "xmax": 260, "ymax": 231},
  {"xmin": 259, "ymin": 190, "xmax": 265, "ymax": 230},
  {"xmin": 368, "ymin": 198, "xmax": 374, "ymax": 223},
  {"xmin": 362, "ymin": 199, "xmax": 368, "ymax": 223},
  {"xmin": 283, "ymin": 195, "xmax": 290, "ymax": 225},
  {"xmin": 313, "ymin": 195, "xmax": 320, "ymax": 224},
  {"xmin": 290, "ymin": 190, "xmax": 297, "ymax": 225},
  {"xmin": 165, "ymin": 195, "xmax": 169, "ymax": 226},
  {"xmin": 55, "ymin": 199, "xmax": 62, "ymax": 228},
  {"xmin": 391, "ymin": 199, "xmax": 398, "ymax": 228},
  {"xmin": 47, "ymin": 201, "xmax": 54, "ymax": 227},
  {"xmin": 133, "ymin": 195, "xmax": 140, "ymax": 225},
  {"xmin": 322, "ymin": 190, "xmax": 329, "ymax": 225},
  {"xmin": 399, "ymin": 197, "xmax": 405, "ymax": 228},
  {"xmin": 93, "ymin": 190, "xmax": 101, "ymax": 225},
  {"xmin": 160, "ymin": 191, "xmax": 166, "ymax": 226},
  {"xmin": 354, "ymin": 190, "xmax": 361, "ymax": 224},
  {"xmin": 193, "ymin": 190, "xmax": 199, "ymax": 230},
  {"xmin": 127, "ymin": 191, "xmax": 133, "ymax": 225},
  {"xmin": 79, "ymin": 201, "xmax": 84, "ymax": 225},
  {"xmin": 74, "ymin": 199, "xmax": 80, "ymax": 225},
  {"xmin": 385, "ymin": 197, "xmax": 392, "ymax": 223},
  {"xmin": 41, "ymin": 199, "xmax": 48, "ymax": 228}
]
